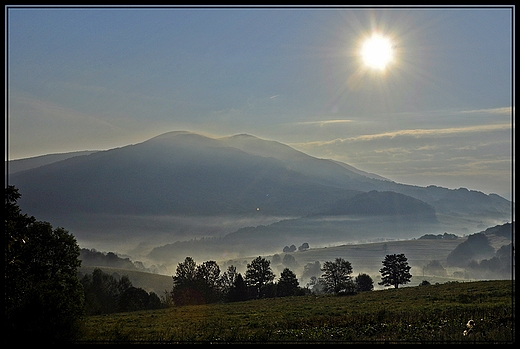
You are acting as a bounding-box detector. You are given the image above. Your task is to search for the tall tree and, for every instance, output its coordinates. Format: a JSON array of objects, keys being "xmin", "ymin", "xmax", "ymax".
[
  {"xmin": 5, "ymin": 185, "xmax": 84, "ymax": 343},
  {"xmin": 171, "ymin": 257, "xmax": 201, "ymax": 305},
  {"xmin": 195, "ymin": 260, "xmax": 221, "ymax": 303},
  {"xmin": 277, "ymin": 268, "xmax": 300, "ymax": 297},
  {"xmin": 220, "ymin": 265, "xmax": 238, "ymax": 298},
  {"xmin": 321, "ymin": 257, "xmax": 354, "ymax": 294},
  {"xmin": 245, "ymin": 256, "xmax": 275, "ymax": 298},
  {"xmin": 378, "ymin": 253, "xmax": 412, "ymax": 289},
  {"xmin": 228, "ymin": 273, "xmax": 248, "ymax": 302}
]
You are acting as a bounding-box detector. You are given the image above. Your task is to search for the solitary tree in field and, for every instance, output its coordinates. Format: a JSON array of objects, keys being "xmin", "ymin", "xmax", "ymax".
[
  {"xmin": 378, "ymin": 253, "xmax": 412, "ymax": 289},
  {"xmin": 321, "ymin": 257, "xmax": 354, "ymax": 294}
]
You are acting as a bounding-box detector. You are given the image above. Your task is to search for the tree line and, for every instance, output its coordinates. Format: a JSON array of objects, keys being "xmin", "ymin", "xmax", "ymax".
[
  {"xmin": 79, "ymin": 268, "xmax": 165, "ymax": 315},
  {"xmin": 168, "ymin": 253, "xmax": 412, "ymax": 306}
]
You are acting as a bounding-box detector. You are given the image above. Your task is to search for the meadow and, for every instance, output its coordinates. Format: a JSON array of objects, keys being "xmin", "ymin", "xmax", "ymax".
[{"xmin": 77, "ymin": 279, "xmax": 514, "ymax": 344}]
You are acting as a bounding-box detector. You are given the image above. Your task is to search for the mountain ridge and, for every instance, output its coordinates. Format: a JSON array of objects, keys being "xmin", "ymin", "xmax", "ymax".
[
  {"xmin": 7, "ymin": 131, "xmax": 512, "ymax": 260},
  {"xmin": 8, "ymin": 130, "xmax": 511, "ymax": 217}
]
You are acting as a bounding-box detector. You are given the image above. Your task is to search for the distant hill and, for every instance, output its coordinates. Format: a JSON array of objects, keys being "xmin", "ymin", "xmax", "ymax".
[
  {"xmin": 7, "ymin": 131, "xmax": 512, "ymax": 260},
  {"xmin": 6, "ymin": 150, "xmax": 98, "ymax": 175},
  {"xmin": 9, "ymin": 131, "xmax": 511, "ymax": 217},
  {"xmin": 446, "ymin": 222, "xmax": 514, "ymax": 268},
  {"xmin": 317, "ymin": 190, "xmax": 437, "ymax": 221}
]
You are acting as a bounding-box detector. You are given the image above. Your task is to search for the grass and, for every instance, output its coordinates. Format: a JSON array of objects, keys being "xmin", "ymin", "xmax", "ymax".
[{"xmin": 76, "ymin": 279, "xmax": 514, "ymax": 344}]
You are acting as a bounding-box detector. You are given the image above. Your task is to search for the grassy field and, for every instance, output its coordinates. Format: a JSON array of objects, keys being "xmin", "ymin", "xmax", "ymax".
[{"xmin": 76, "ymin": 279, "xmax": 514, "ymax": 344}]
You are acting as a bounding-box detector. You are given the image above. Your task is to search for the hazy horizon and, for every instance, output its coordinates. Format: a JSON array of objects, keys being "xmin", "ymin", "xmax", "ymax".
[{"xmin": 6, "ymin": 5, "xmax": 514, "ymax": 201}]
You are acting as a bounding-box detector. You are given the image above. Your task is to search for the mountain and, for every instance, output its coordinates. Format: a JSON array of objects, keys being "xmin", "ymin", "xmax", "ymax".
[
  {"xmin": 6, "ymin": 150, "xmax": 98, "ymax": 175},
  {"xmin": 7, "ymin": 131, "xmax": 512, "ymax": 262},
  {"xmin": 9, "ymin": 131, "xmax": 364, "ymax": 217}
]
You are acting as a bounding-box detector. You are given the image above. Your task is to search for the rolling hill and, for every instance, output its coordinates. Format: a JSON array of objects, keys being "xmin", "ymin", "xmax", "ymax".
[{"xmin": 7, "ymin": 131, "xmax": 512, "ymax": 261}]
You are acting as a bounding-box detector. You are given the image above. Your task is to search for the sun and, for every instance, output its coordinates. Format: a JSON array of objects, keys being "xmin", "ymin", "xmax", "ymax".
[{"xmin": 361, "ymin": 34, "xmax": 394, "ymax": 71}]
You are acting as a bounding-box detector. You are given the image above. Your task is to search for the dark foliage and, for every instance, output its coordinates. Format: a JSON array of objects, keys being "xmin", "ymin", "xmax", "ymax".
[
  {"xmin": 171, "ymin": 257, "xmax": 207, "ymax": 305},
  {"xmin": 320, "ymin": 258, "xmax": 354, "ymax": 294},
  {"xmin": 245, "ymin": 256, "xmax": 275, "ymax": 299},
  {"xmin": 277, "ymin": 268, "xmax": 301, "ymax": 297},
  {"xmin": 419, "ymin": 232, "xmax": 458, "ymax": 240},
  {"xmin": 5, "ymin": 185, "xmax": 84, "ymax": 344},
  {"xmin": 227, "ymin": 273, "xmax": 249, "ymax": 302},
  {"xmin": 354, "ymin": 273, "xmax": 374, "ymax": 292},
  {"xmin": 378, "ymin": 253, "xmax": 412, "ymax": 289},
  {"xmin": 80, "ymin": 268, "xmax": 165, "ymax": 315}
]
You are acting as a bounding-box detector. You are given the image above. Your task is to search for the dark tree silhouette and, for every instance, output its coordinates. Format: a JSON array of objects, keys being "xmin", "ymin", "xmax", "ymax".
[
  {"xmin": 379, "ymin": 253, "xmax": 412, "ymax": 289},
  {"xmin": 277, "ymin": 268, "xmax": 300, "ymax": 297},
  {"xmin": 354, "ymin": 273, "xmax": 374, "ymax": 292},
  {"xmin": 195, "ymin": 260, "xmax": 221, "ymax": 303},
  {"xmin": 227, "ymin": 273, "xmax": 248, "ymax": 302},
  {"xmin": 5, "ymin": 185, "xmax": 84, "ymax": 343},
  {"xmin": 171, "ymin": 257, "xmax": 203, "ymax": 305},
  {"xmin": 321, "ymin": 257, "xmax": 354, "ymax": 294},
  {"xmin": 245, "ymin": 256, "xmax": 275, "ymax": 298}
]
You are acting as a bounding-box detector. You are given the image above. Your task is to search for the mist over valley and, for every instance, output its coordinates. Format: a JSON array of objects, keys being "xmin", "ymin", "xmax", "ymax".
[{"xmin": 7, "ymin": 131, "xmax": 513, "ymax": 276}]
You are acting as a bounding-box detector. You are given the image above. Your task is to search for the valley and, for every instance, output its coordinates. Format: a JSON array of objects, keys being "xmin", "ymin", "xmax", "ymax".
[{"xmin": 7, "ymin": 131, "xmax": 513, "ymax": 284}]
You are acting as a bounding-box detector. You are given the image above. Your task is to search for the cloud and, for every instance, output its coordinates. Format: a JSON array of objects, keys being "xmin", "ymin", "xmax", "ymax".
[
  {"xmin": 286, "ymin": 118, "xmax": 512, "ymax": 198},
  {"xmin": 459, "ymin": 106, "xmax": 513, "ymax": 115},
  {"xmin": 355, "ymin": 123, "xmax": 511, "ymax": 141},
  {"xmin": 294, "ymin": 119, "xmax": 355, "ymax": 127},
  {"xmin": 290, "ymin": 123, "xmax": 511, "ymax": 147}
]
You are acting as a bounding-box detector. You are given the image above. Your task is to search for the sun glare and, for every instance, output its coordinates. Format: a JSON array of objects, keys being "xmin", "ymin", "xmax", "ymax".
[{"xmin": 361, "ymin": 34, "xmax": 394, "ymax": 70}]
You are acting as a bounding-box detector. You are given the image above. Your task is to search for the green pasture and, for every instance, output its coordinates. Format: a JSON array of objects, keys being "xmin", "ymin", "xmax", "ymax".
[{"xmin": 77, "ymin": 279, "xmax": 514, "ymax": 344}]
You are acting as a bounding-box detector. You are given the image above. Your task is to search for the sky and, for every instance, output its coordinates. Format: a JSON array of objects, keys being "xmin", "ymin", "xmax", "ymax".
[{"xmin": 6, "ymin": 5, "xmax": 515, "ymax": 201}]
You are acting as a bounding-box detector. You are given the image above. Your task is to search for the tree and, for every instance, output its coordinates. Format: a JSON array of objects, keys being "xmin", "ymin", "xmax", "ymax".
[
  {"xmin": 301, "ymin": 261, "xmax": 322, "ymax": 281},
  {"xmin": 283, "ymin": 245, "xmax": 297, "ymax": 253},
  {"xmin": 378, "ymin": 253, "xmax": 412, "ymax": 289},
  {"xmin": 220, "ymin": 265, "xmax": 239, "ymax": 297},
  {"xmin": 171, "ymin": 257, "xmax": 202, "ymax": 305},
  {"xmin": 282, "ymin": 253, "xmax": 298, "ymax": 269},
  {"xmin": 5, "ymin": 185, "xmax": 84, "ymax": 343},
  {"xmin": 354, "ymin": 273, "xmax": 374, "ymax": 292},
  {"xmin": 228, "ymin": 273, "xmax": 248, "ymax": 302},
  {"xmin": 277, "ymin": 268, "xmax": 300, "ymax": 297},
  {"xmin": 80, "ymin": 267, "xmax": 120, "ymax": 314},
  {"xmin": 423, "ymin": 260, "xmax": 447, "ymax": 276},
  {"xmin": 298, "ymin": 242, "xmax": 310, "ymax": 251},
  {"xmin": 195, "ymin": 260, "xmax": 221, "ymax": 303},
  {"xmin": 271, "ymin": 254, "xmax": 282, "ymax": 264},
  {"xmin": 321, "ymin": 258, "xmax": 354, "ymax": 294},
  {"xmin": 118, "ymin": 287, "xmax": 150, "ymax": 312},
  {"xmin": 245, "ymin": 256, "xmax": 275, "ymax": 298},
  {"xmin": 306, "ymin": 276, "xmax": 325, "ymax": 294}
]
